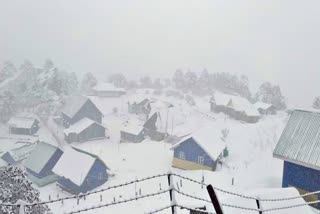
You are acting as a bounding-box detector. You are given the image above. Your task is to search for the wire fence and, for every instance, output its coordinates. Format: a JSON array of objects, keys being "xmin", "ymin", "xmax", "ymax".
[{"xmin": 1, "ymin": 172, "xmax": 320, "ymax": 214}]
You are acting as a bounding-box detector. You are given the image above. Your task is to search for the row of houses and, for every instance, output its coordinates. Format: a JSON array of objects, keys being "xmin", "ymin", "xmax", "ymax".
[{"xmin": 210, "ymin": 92, "xmax": 276, "ymax": 123}]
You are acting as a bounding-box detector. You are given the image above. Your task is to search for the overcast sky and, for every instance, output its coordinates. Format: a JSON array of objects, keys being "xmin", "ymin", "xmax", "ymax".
[{"xmin": 0, "ymin": 0, "xmax": 320, "ymax": 108}]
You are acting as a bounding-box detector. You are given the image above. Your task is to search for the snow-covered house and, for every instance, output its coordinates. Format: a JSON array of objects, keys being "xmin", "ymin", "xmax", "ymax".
[
  {"xmin": 1, "ymin": 143, "xmax": 36, "ymax": 165},
  {"xmin": 128, "ymin": 97, "xmax": 151, "ymax": 115},
  {"xmin": 92, "ymin": 82, "xmax": 126, "ymax": 97},
  {"xmin": 273, "ymin": 109, "xmax": 320, "ymax": 209},
  {"xmin": 64, "ymin": 118, "xmax": 106, "ymax": 143},
  {"xmin": 53, "ymin": 147, "xmax": 109, "ymax": 194},
  {"xmin": 120, "ymin": 122, "xmax": 145, "ymax": 143},
  {"xmin": 8, "ymin": 117, "xmax": 40, "ymax": 135},
  {"xmin": 210, "ymin": 92, "xmax": 260, "ymax": 123},
  {"xmin": 24, "ymin": 142, "xmax": 63, "ymax": 186},
  {"xmin": 171, "ymin": 126, "xmax": 226, "ymax": 171},
  {"xmin": 61, "ymin": 96, "xmax": 102, "ymax": 128},
  {"xmin": 254, "ymin": 101, "xmax": 277, "ymax": 115}
]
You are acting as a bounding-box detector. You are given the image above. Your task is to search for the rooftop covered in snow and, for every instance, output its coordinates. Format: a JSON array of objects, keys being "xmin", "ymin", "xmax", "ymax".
[
  {"xmin": 61, "ymin": 96, "xmax": 89, "ymax": 119},
  {"xmin": 63, "ymin": 117, "xmax": 104, "ymax": 135},
  {"xmin": 7, "ymin": 117, "xmax": 38, "ymax": 129}
]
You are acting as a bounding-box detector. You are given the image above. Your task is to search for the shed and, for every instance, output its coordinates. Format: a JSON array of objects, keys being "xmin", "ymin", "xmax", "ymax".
[
  {"xmin": 120, "ymin": 122, "xmax": 145, "ymax": 143},
  {"xmin": 92, "ymin": 82, "xmax": 126, "ymax": 97},
  {"xmin": 1, "ymin": 143, "xmax": 36, "ymax": 165},
  {"xmin": 64, "ymin": 118, "xmax": 106, "ymax": 143},
  {"xmin": 128, "ymin": 97, "xmax": 151, "ymax": 115},
  {"xmin": 24, "ymin": 142, "xmax": 63, "ymax": 186},
  {"xmin": 273, "ymin": 109, "xmax": 320, "ymax": 209},
  {"xmin": 61, "ymin": 96, "xmax": 102, "ymax": 128},
  {"xmin": 171, "ymin": 126, "xmax": 226, "ymax": 171},
  {"xmin": 254, "ymin": 101, "xmax": 277, "ymax": 115},
  {"xmin": 8, "ymin": 117, "xmax": 39, "ymax": 135},
  {"xmin": 53, "ymin": 147, "xmax": 109, "ymax": 194},
  {"xmin": 210, "ymin": 92, "xmax": 260, "ymax": 123}
]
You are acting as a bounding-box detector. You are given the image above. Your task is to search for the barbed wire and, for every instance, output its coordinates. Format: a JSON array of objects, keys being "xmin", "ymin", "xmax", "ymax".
[
  {"xmin": 66, "ymin": 188, "xmax": 170, "ymax": 214},
  {"xmin": 0, "ymin": 173, "xmax": 168, "ymax": 207}
]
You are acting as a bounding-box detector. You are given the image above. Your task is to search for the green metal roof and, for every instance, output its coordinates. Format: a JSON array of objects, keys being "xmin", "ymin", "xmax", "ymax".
[{"xmin": 24, "ymin": 142, "xmax": 60, "ymax": 174}]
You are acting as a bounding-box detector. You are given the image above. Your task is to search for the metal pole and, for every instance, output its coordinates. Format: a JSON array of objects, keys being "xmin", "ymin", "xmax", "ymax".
[
  {"xmin": 167, "ymin": 172, "xmax": 176, "ymax": 214},
  {"xmin": 207, "ymin": 185, "xmax": 224, "ymax": 214}
]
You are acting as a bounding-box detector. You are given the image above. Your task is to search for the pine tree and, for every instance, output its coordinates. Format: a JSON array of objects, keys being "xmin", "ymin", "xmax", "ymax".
[{"xmin": 0, "ymin": 167, "xmax": 51, "ymax": 214}]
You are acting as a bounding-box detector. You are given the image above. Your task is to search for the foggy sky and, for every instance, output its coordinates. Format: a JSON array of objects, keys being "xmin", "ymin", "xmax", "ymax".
[{"xmin": 1, "ymin": 0, "xmax": 320, "ymax": 108}]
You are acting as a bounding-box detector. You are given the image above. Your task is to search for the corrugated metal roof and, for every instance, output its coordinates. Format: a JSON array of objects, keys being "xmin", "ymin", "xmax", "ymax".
[
  {"xmin": 273, "ymin": 109, "xmax": 320, "ymax": 170},
  {"xmin": 24, "ymin": 142, "xmax": 60, "ymax": 174}
]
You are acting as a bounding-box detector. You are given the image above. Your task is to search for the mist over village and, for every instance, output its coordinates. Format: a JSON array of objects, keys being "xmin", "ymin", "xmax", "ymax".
[{"xmin": 1, "ymin": 1, "xmax": 320, "ymax": 214}]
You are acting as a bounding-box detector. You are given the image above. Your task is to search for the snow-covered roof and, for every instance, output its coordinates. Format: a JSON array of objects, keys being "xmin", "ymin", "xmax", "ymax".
[
  {"xmin": 121, "ymin": 123, "xmax": 144, "ymax": 135},
  {"xmin": 92, "ymin": 82, "xmax": 125, "ymax": 93},
  {"xmin": 61, "ymin": 96, "xmax": 89, "ymax": 119},
  {"xmin": 64, "ymin": 118, "xmax": 104, "ymax": 135},
  {"xmin": 128, "ymin": 96, "xmax": 150, "ymax": 105},
  {"xmin": 150, "ymin": 100, "xmax": 174, "ymax": 109},
  {"xmin": 254, "ymin": 101, "xmax": 273, "ymax": 110},
  {"xmin": 5, "ymin": 143, "xmax": 36, "ymax": 162},
  {"xmin": 24, "ymin": 142, "xmax": 60, "ymax": 174},
  {"xmin": 7, "ymin": 117, "xmax": 37, "ymax": 129},
  {"xmin": 212, "ymin": 92, "xmax": 260, "ymax": 116},
  {"xmin": 274, "ymin": 109, "xmax": 320, "ymax": 170},
  {"xmin": 171, "ymin": 125, "xmax": 226, "ymax": 160},
  {"xmin": 0, "ymin": 158, "xmax": 8, "ymax": 168},
  {"xmin": 52, "ymin": 147, "xmax": 98, "ymax": 186}
]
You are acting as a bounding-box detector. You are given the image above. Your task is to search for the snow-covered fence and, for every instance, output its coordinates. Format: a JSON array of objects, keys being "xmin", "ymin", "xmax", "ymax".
[{"xmin": 1, "ymin": 172, "xmax": 320, "ymax": 214}]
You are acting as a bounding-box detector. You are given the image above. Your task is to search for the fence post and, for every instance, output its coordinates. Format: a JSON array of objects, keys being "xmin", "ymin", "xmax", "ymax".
[
  {"xmin": 256, "ymin": 197, "xmax": 263, "ymax": 214},
  {"xmin": 207, "ymin": 185, "xmax": 224, "ymax": 214},
  {"xmin": 167, "ymin": 171, "xmax": 177, "ymax": 214},
  {"xmin": 16, "ymin": 200, "xmax": 27, "ymax": 214}
]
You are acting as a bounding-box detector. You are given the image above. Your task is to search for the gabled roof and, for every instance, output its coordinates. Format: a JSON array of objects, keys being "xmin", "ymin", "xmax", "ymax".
[
  {"xmin": 52, "ymin": 147, "xmax": 106, "ymax": 186},
  {"xmin": 211, "ymin": 92, "xmax": 260, "ymax": 117},
  {"xmin": 273, "ymin": 109, "xmax": 320, "ymax": 170},
  {"xmin": 24, "ymin": 142, "xmax": 61, "ymax": 174},
  {"xmin": 92, "ymin": 82, "xmax": 125, "ymax": 92},
  {"xmin": 2, "ymin": 143, "xmax": 36, "ymax": 163},
  {"xmin": 63, "ymin": 117, "xmax": 104, "ymax": 135},
  {"xmin": 171, "ymin": 125, "xmax": 226, "ymax": 161},
  {"xmin": 8, "ymin": 117, "xmax": 38, "ymax": 129},
  {"xmin": 254, "ymin": 101, "xmax": 273, "ymax": 110},
  {"xmin": 61, "ymin": 96, "xmax": 89, "ymax": 119},
  {"xmin": 121, "ymin": 122, "xmax": 144, "ymax": 135}
]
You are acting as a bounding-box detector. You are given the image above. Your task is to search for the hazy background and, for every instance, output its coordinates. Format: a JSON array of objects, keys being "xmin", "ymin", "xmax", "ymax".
[{"xmin": 0, "ymin": 0, "xmax": 319, "ymax": 108}]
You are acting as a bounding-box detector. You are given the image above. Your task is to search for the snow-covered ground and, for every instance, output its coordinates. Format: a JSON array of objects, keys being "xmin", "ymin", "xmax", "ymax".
[{"xmin": 1, "ymin": 91, "xmax": 307, "ymax": 213}]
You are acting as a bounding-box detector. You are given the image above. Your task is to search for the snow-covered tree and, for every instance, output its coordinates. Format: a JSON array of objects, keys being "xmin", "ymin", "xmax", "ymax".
[
  {"xmin": 0, "ymin": 61, "xmax": 17, "ymax": 83},
  {"xmin": 0, "ymin": 91, "xmax": 16, "ymax": 122},
  {"xmin": 172, "ymin": 69, "xmax": 185, "ymax": 89},
  {"xmin": 184, "ymin": 71, "xmax": 197, "ymax": 90},
  {"xmin": 140, "ymin": 76, "xmax": 152, "ymax": 88},
  {"xmin": 0, "ymin": 167, "xmax": 51, "ymax": 214},
  {"xmin": 80, "ymin": 72, "xmax": 97, "ymax": 93},
  {"xmin": 108, "ymin": 73, "xmax": 127, "ymax": 88},
  {"xmin": 255, "ymin": 82, "xmax": 287, "ymax": 110},
  {"xmin": 313, "ymin": 97, "xmax": 320, "ymax": 109}
]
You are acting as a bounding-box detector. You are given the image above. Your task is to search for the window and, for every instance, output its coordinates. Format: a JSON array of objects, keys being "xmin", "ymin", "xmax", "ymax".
[
  {"xmin": 198, "ymin": 156, "xmax": 204, "ymax": 165},
  {"xmin": 179, "ymin": 151, "xmax": 185, "ymax": 160}
]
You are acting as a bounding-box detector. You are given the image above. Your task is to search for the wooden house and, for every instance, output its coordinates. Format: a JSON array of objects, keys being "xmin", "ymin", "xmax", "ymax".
[
  {"xmin": 273, "ymin": 109, "xmax": 320, "ymax": 209},
  {"xmin": 171, "ymin": 126, "xmax": 226, "ymax": 171},
  {"xmin": 64, "ymin": 118, "xmax": 106, "ymax": 143},
  {"xmin": 8, "ymin": 117, "xmax": 39, "ymax": 135},
  {"xmin": 254, "ymin": 101, "xmax": 277, "ymax": 115},
  {"xmin": 128, "ymin": 98, "xmax": 151, "ymax": 115},
  {"xmin": 53, "ymin": 147, "xmax": 109, "ymax": 194},
  {"xmin": 210, "ymin": 92, "xmax": 260, "ymax": 123},
  {"xmin": 61, "ymin": 96, "xmax": 102, "ymax": 128},
  {"xmin": 120, "ymin": 122, "xmax": 145, "ymax": 143},
  {"xmin": 1, "ymin": 143, "xmax": 36, "ymax": 165},
  {"xmin": 92, "ymin": 82, "xmax": 126, "ymax": 97},
  {"xmin": 24, "ymin": 142, "xmax": 63, "ymax": 186}
]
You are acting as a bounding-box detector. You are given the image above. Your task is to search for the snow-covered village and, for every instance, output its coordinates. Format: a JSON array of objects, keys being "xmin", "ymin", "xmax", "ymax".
[{"xmin": 1, "ymin": 1, "xmax": 320, "ymax": 214}]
